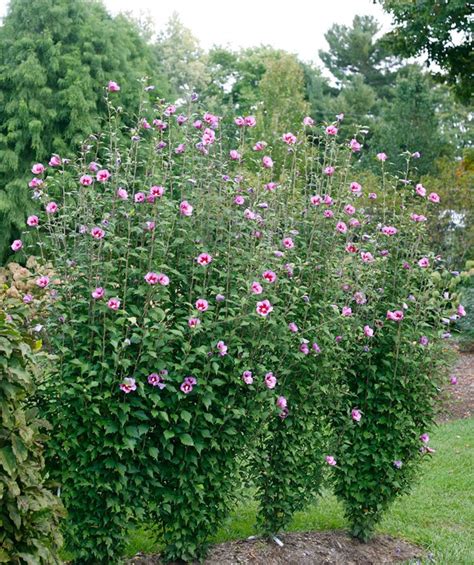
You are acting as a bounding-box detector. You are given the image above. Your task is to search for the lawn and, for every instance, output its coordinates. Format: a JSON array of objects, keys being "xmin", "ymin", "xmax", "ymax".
[{"xmin": 126, "ymin": 417, "xmax": 474, "ymax": 563}]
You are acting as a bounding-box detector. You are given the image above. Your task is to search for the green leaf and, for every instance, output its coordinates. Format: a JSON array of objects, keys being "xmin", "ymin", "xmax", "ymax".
[
  {"xmin": 202, "ymin": 395, "xmax": 212, "ymax": 409},
  {"xmin": 11, "ymin": 435, "xmax": 28, "ymax": 463},
  {"xmin": 179, "ymin": 434, "xmax": 194, "ymax": 446},
  {"xmin": 0, "ymin": 447, "xmax": 16, "ymax": 476},
  {"xmin": 104, "ymin": 422, "xmax": 118, "ymax": 434},
  {"xmin": 180, "ymin": 410, "xmax": 192, "ymax": 424},
  {"xmin": 0, "ymin": 337, "xmax": 13, "ymax": 357}
]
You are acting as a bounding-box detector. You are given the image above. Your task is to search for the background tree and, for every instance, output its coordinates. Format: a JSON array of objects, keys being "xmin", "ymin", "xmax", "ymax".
[
  {"xmin": 319, "ymin": 15, "xmax": 401, "ymax": 98},
  {"xmin": 302, "ymin": 63, "xmax": 336, "ymax": 123},
  {"xmin": 369, "ymin": 66, "xmax": 451, "ymax": 175},
  {"xmin": 204, "ymin": 47, "xmax": 240, "ymax": 112},
  {"xmin": 326, "ymin": 74, "xmax": 379, "ymax": 136},
  {"xmin": 153, "ymin": 13, "xmax": 209, "ymax": 100},
  {"xmin": 0, "ymin": 0, "xmax": 165, "ymax": 262},
  {"xmin": 378, "ymin": 0, "xmax": 473, "ymax": 102},
  {"xmin": 205, "ymin": 46, "xmax": 286, "ymax": 115},
  {"xmin": 421, "ymin": 149, "xmax": 474, "ymax": 269},
  {"xmin": 434, "ymin": 83, "xmax": 473, "ymax": 155},
  {"xmin": 257, "ymin": 51, "xmax": 309, "ymax": 136},
  {"xmin": 316, "ymin": 14, "xmax": 399, "ymax": 159}
]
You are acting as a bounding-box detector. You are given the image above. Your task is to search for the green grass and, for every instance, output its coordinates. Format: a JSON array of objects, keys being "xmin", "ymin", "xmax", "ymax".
[{"xmin": 126, "ymin": 418, "xmax": 474, "ymax": 563}]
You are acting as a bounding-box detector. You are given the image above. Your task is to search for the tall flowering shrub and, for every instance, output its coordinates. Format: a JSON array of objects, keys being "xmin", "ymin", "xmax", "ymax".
[
  {"xmin": 13, "ymin": 87, "xmax": 346, "ymax": 562},
  {"xmin": 11, "ymin": 84, "xmax": 460, "ymax": 560},
  {"xmin": 29, "ymin": 94, "xmax": 267, "ymax": 562},
  {"xmin": 325, "ymin": 160, "xmax": 459, "ymax": 540},
  {"xmin": 252, "ymin": 121, "xmax": 356, "ymax": 534}
]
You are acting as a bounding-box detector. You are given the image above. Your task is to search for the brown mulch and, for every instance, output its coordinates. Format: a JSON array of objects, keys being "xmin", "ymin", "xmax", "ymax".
[
  {"xmin": 438, "ymin": 351, "xmax": 474, "ymax": 422},
  {"xmin": 128, "ymin": 531, "xmax": 423, "ymax": 564}
]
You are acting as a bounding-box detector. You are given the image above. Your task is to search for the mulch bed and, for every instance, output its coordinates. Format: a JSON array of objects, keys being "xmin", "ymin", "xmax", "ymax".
[
  {"xmin": 128, "ymin": 531, "xmax": 423, "ymax": 564},
  {"xmin": 130, "ymin": 352, "xmax": 474, "ymax": 565}
]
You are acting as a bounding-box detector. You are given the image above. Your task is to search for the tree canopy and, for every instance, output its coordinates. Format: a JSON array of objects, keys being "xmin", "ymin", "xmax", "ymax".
[
  {"xmin": 379, "ymin": 0, "xmax": 473, "ymax": 102},
  {"xmin": 319, "ymin": 15, "xmax": 401, "ymax": 97}
]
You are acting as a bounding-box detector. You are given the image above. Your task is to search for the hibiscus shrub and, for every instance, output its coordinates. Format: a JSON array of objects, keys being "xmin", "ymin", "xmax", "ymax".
[
  {"xmin": 10, "ymin": 83, "xmax": 464, "ymax": 561},
  {"xmin": 252, "ymin": 127, "xmax": 357, "ymax": 535},
  {"xmin": 327, "ymin": 162, "xmax": 459, "ymax": 541},
  {"xmin": 24, "ymin": 92, "xmax": 273, "ymax": 562},
  {"xmin": 15, "ymin": 87, "xmax": 347, "ymax": 562}
]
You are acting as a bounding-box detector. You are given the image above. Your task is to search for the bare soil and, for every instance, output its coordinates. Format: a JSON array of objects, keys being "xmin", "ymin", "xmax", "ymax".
[{"xmin": 128, "ymin": 531, "xmax": 423, "ymax": 564}]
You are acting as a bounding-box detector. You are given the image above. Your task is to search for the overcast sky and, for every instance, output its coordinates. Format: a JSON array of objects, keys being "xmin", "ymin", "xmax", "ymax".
[{"xmin": 0, "ymin": 0, "xmax": 392, "ymax": 65}]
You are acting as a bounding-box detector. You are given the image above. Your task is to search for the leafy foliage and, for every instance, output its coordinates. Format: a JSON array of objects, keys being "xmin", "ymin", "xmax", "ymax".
[
  {"xmin": 20, "ymin": 86, "xmax": 334, "ymax": 562},
  {"xmin": 0, "ymin": 302, "xmax": 63, "ymax": 563},
  {"xmin": 369, "ymin": 66, "xmax": 451, "ymax": 175},
  {"xmin": 9, "ymin": 79, "xmax": 460, "ymax": 561},
  {"xmin": 0, "ymin": 0, "xmax": 470, "ymax": 560},
  {"xmin": 154, "ymin": 12, "xmax": 209, "ymax": 99},
  {"xmin": 379, "ymin": 0, "xmax": 473, "ymax": 102},
  {"xmin": 451, "ymin": 262, "xmax": 474, "ymax": 350},
  {"xmin": 327, "ymin": 160, "xmax": 455, "ymax": 541},
  {"xmin": 420, "ymin": 150, "xmax": 474, "ymax": 269}
]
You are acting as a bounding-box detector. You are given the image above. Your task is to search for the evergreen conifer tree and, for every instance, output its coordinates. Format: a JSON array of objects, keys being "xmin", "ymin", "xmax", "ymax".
[{"xmin": 0, "ymin": 0, "xmax": 167, "ymax": 261}]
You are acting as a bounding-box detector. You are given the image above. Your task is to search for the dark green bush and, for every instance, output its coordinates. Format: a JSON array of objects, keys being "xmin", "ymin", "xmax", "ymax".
[
  {"xmin": 328, "ymin": 166, "xmax": 452, "ymax": 541},
  {"xmin": 0, "ymin": 304, "xmax": 63, "ymax": 563}
]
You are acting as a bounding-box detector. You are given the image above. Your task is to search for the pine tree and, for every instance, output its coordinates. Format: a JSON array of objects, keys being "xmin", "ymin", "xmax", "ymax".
[
  {"xmin": 319, "ymin": 15, "xmax": 400, "ymax": 98},
  {"xmin": 0, "ymin": 0, "xmax": 166, "ymax": 262},
  {"xmin": 328, "ymin": 74, "xmax": 379, "ymax": 132}
]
